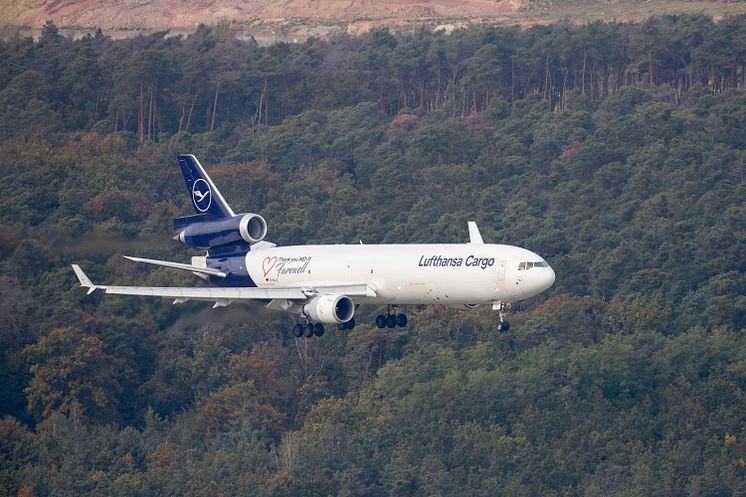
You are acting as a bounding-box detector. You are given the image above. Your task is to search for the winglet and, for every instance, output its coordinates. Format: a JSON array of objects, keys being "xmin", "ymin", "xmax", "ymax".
[
  {"xmin": 467, "ymin": 222, "xmax": 484, "ymax": 244},
  {"xmin": 71, "ymin": 264, "xmax": 98, "ymax": 294}
]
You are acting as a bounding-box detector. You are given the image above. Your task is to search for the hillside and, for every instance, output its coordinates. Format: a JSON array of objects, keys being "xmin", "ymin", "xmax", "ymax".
[
  {"xmin": 1, "ymin": 16, "xmax": 745, "ymax": 496},
  {"xmin": 3, "ymin": 0, "xmax": 746, "ymax": 36}
]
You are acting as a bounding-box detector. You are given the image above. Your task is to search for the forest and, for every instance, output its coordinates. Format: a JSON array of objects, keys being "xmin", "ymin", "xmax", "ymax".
[{"xmin": 1, "ymin": 13, "xmax": 745, "ymax": 496}]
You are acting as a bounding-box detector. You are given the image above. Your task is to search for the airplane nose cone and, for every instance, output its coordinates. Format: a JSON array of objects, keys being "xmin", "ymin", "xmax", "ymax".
[{"xmin": 543, "ymin": 265, "xmax": 556, "ymax": 291}]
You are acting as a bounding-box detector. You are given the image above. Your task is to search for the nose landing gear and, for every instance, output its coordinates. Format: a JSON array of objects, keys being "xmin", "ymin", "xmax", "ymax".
[
  {"xmin": 493, "ymin": 301, "xmax": 510, "ymax": 332},
  {"xmin": 376, "ymin": 305, "xmax": 407, "ymax": 329}
]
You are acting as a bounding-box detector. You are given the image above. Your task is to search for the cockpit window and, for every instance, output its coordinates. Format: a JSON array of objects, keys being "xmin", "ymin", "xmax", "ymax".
[{"xmin": 518, "ymin": 261, "xmax": 547, "ymax": 270}]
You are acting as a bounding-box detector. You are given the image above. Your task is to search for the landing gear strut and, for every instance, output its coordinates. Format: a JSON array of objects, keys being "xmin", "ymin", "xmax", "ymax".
[
  {"xmin": 376, "ymin": 305, "xmax": 407, "ymax": 329},
  {"xmin": 494, "ymin": 301, "xmax": 510, "ymax": 332}
]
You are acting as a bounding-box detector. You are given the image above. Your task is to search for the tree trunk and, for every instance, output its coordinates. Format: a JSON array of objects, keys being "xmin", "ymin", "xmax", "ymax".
[
  {"xmin": 154, "ymin": 91, "xmax": 161, "ymax": 141},
  {"xmin": 419, "ymin": 76, "xmax": 424, "ymax": 109},
  {"xmin": 177, "ymin": 91, "xmax": 189, "ymax": 133},
  {"xmin": 730, "ymin": 65, "xmax": 735, "ymax": 89},
  {"xmin": 561, "ymin": 66, "xmax": 568, "ymax": 109},
  {"xmin": 138, "ymin": 81, "xmax": 144, "ymax": 142},
  {"xmin": 603, "ymin": 64, "xmax": 609, "ymax": 99},
  {"xmin": 147, "ymin": 85, "xmax": 153, "ymax": 141},
  {"xmin": 258, "ymin": 78, "xmax": 267, "ymax": 126},
  {"xmin": 451, "ymin": 72, "xmax": 458, "ymax": 116},
  {"xmin": 616, "ymin": 62, "xmax": 626, "ymax": 92},
  {"xmin": 210, "ymin": 79, "xmax": 221, "ymax": 131},
  {"xmin": 649, "ymin": 50, "xmax": 654, "ymax": 86},
  {"xmin": 185, "ymin": 91, "xmax": 198, "ymax": 133},
  {"xmin": 581, "ymin": 48, "xmax": 587, "ymax": 95},
  {"xmin": 265, "ymin": 83, "xmax": 270, "ymax": 124},
  {"xmin": 178, "ymin": 102, "xmax": 185, "ymax": 133},
  {"xmin": 543, "ymin": 54, "xmax": 550, "ymax": 100},
  {"xmin": 511, "ymin": 55, "xmax": 516, "ymax": 107}
]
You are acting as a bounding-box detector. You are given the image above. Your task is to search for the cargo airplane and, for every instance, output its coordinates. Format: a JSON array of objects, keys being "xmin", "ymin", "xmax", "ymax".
[{"xmin": 72, "ymin": 155, "xmax": 555, "ymax": 337}]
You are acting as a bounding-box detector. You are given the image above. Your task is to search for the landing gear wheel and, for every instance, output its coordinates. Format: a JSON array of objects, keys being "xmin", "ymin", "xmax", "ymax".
[
  {"xmin": 313, "ymin": 323, "xmax": 325, "ymax": 337},
  {"xmin": 293, "ymin": 324, "xmax": 304, "ymax": 337},
  {"xmin": 375, "ymin": 315, "xmax": 386, "ymax": 329},
  {"xmin": 396, "ymin": 313, "xmax": 408, "ymax": 328},
  {"xmin": 498, "ymin": 321, "xmax": 510, "ymax": 333},
  {"xmin": 338, "ymin": 318, "xmax": 356, "ymax": 331},
  {"xmin": 303, "ymin": 323, "xmax": 314, "ymax": 338},
  {"xmin": 386, "ymin": 314, "xmax": 397, "ymax": 328}
]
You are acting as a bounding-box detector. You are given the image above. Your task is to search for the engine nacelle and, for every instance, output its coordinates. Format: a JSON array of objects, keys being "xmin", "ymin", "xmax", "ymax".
[
  {"xmin": 177, "ymin": 213, "xmax": 267, "ymax": 248},
  {"xmin": 303, "ymin": 294, "xmax": 354, "ymax": 324},
  {"xmin": 238, "ymin": 213, "xmax": 268, "ymax": 243}
]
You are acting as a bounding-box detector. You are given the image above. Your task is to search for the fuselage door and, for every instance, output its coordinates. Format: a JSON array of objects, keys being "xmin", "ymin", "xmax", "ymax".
[{"xmin": 498, "ymin": 260, "xmax": 506, "ymax": 281}]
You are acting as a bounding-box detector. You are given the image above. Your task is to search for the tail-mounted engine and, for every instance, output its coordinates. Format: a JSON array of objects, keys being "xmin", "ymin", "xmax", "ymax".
[
  {"xmin": 303, "ymin": 294, "xmax": 354, "ymax": 324},
  {"xmin": 176, "ymin": 213, "xmax": 267, "ymax": 249}
]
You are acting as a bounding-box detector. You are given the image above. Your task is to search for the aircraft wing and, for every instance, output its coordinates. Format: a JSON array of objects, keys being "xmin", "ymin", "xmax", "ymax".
[{"xmin": 71, "ymin": 264, "xmax": 375, "ymax": 307}]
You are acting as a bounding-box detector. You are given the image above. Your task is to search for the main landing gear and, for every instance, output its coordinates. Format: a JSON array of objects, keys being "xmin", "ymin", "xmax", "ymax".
[
  {"xmin": 293, "ymin": 318, "xmax": 356, "ymax": 339},
  {"xmin": 293, "ymin": 322, "xmax": 326, "ymax": 339},
  {"xmin": 375, "ymin": 306, "xmax": 408, "ymax": 329},
  {"xmin": 494, "ymin": 302, "xmax": 510, "ymax": 332},
  {"xmin": 337, "ymin": 318, "xmax": 356, "ymax": 331}
]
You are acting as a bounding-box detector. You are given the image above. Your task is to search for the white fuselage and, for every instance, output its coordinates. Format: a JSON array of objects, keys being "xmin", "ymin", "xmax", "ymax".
[{"xmin": 244, "ymin": 243, "xmax": 555, "ymax": 305}]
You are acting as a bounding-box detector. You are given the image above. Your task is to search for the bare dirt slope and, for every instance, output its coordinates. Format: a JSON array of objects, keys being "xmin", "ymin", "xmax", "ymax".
[
  {"xmin": 2, "ymin": 0, "xmax": 746, "ymax": 34},
  {"xmin": 2, "ymin": 0, "xmax": 514, "ymax": 30}
]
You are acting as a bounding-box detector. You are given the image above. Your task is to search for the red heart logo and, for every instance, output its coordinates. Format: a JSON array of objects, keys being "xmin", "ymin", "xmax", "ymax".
[{"xmin": 262, "ymin": 256, "xmax": 277, "ymax": 278}]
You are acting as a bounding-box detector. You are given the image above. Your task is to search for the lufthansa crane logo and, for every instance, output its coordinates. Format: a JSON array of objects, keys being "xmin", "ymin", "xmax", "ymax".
[{"xmin": 192, "ymin": 179, "xmax": 211, "ymax": 212}]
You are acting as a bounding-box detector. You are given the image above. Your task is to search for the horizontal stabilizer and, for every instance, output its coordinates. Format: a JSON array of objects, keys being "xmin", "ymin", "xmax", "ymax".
[{"xmin": 123, "ymin": 255, "xmax": 227, "ymax": 278}]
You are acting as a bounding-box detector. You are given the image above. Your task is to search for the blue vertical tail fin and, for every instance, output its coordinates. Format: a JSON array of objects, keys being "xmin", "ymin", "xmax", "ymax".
[{"xmin": 177, "ymin": 155, "xmax": 235, "ymax": 220}]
